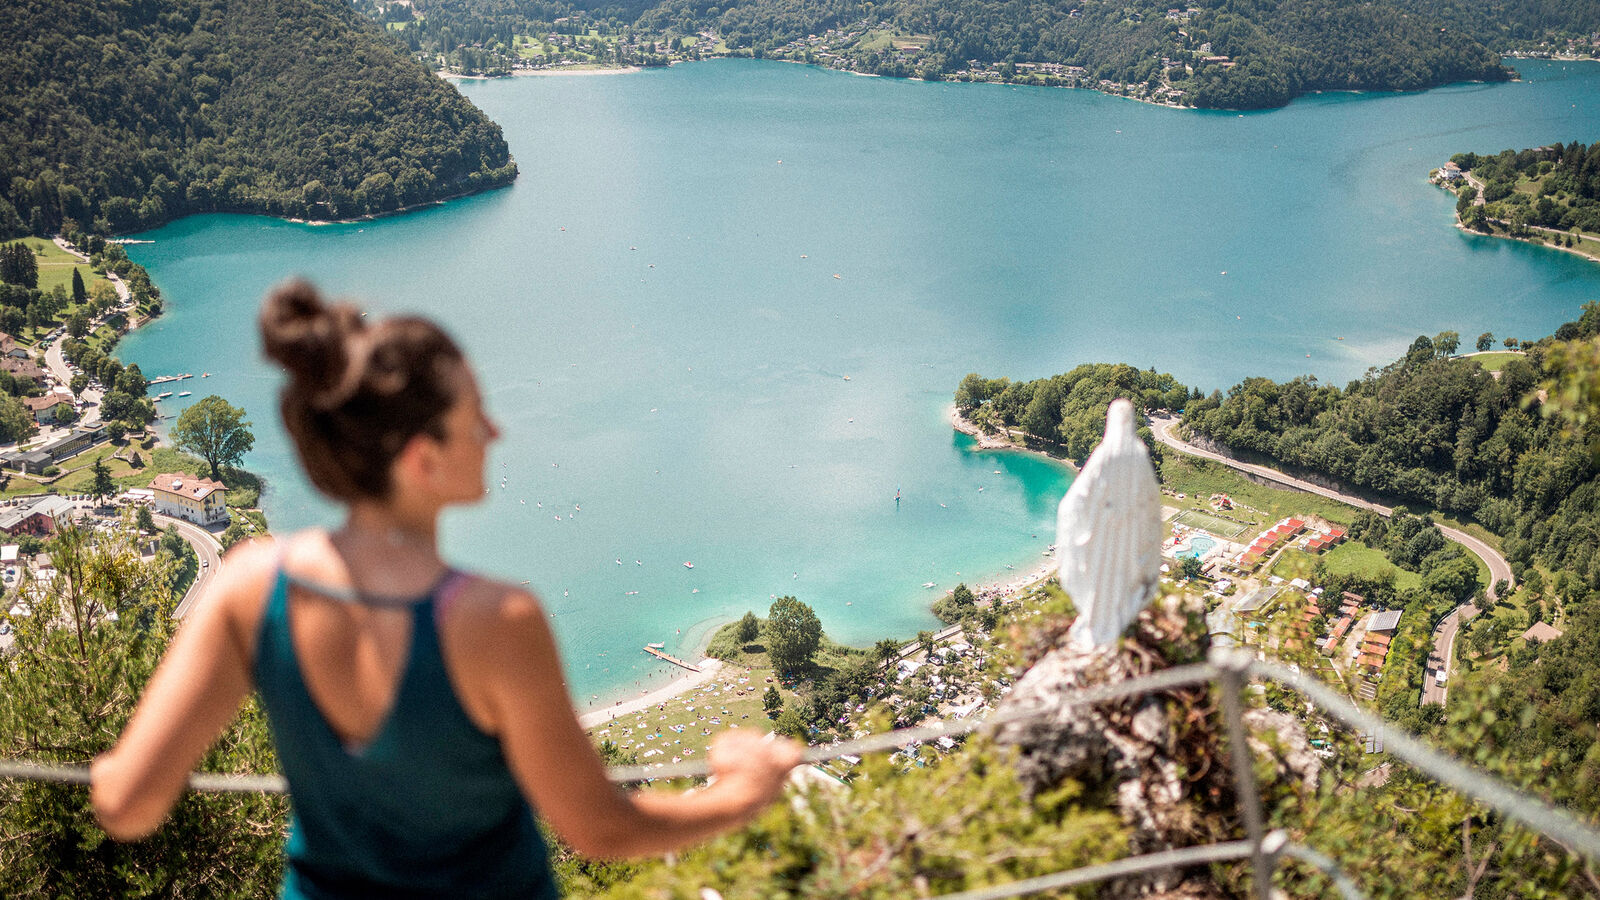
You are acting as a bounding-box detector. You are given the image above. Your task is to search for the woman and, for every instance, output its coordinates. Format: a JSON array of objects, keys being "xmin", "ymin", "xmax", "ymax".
[{"xmin": 92, "ymin": 281, "xmax": 800, "ymax": 897}]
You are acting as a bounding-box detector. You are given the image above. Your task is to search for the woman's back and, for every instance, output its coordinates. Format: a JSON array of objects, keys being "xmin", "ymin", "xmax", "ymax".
[
  {"xmin": 91, "ymin": 281, "xmax": 800, "ymax": 891},
  {"xmin": 252, "ymin": 542, "xmax": 556, "ymax": 898}
]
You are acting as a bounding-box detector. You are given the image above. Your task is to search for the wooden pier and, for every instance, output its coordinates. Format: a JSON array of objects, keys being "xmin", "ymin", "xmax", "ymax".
[{"xmin": 642, "ymin": 645, "xmax": 700, "ymax": 672}]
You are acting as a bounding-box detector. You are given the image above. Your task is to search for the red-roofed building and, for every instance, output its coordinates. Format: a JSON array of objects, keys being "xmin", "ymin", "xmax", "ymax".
[{"xmin": 150, "ymin": 473, "xmax": 228, "ymax": 525}]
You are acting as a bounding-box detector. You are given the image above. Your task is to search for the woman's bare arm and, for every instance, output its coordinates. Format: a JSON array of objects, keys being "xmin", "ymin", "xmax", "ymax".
[
  {"xmin": 91, "ymin": 541, "xmax": 275, "ymax": 840},
  {"xmin": 471, "ymin": 588, "xmax": 800, "ymax": 858}
]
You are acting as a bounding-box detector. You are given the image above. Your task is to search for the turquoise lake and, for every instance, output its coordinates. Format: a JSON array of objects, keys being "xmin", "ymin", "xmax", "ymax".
[{"xmin": 121, "ymin": 58, "xmax": 1600, "ymax": 702}]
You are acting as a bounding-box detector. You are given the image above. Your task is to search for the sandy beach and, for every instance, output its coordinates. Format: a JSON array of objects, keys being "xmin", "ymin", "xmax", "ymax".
[
  {"xmin": 579, "ymin": 658, "xmax": 724, "ymax": 729},
  {"xmin": 440, "ymin": 66, "xmax": 641, "ymax": 81}
]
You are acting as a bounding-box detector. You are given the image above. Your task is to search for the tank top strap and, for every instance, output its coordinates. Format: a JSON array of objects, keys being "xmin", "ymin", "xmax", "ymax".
[{"xmin": 431, "ymin": 570, "xmax": 471, "ymax": 626}]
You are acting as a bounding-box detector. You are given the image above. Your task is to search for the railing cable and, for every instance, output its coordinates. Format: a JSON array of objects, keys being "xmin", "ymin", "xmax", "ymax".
[
  {"xmin": 1248, "ymin": 655, "xmax": 1600, "ymax": 861},
  {"xmin": 6, "ymin": 653, "xmax": 1600, "ymax": 897}
]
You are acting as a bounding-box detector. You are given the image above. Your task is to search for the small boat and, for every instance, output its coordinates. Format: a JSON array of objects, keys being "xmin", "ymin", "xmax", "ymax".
[
  {"xmin": 157, "ymin": 391, "xmax": 172, "ymax": 399},
  {"xmin": 201, "ymin": 373, "xmax": 210, "ymax": 377},
  {"xmin": 922, "ymin": 582, "xmax": 936, "ymax": 589},
  {"xmin": 177, "ymin": 391, "xmax": 191, "ymax": 397},
  {"xmin": 647, "ymin": 642, "xmax": 665, "ymax": 649},
  {"xmin": 683, "ymin": 561, "xmax": 694, "ymax": 569}
]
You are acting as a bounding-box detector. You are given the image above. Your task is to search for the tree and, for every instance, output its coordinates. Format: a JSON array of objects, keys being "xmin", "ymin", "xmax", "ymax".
[
  {"xmin": 773, "ymin": 706, "xmax": 809, "ymax": 741},
  {"xmin": 0, "ymin": 523, "xmax": 285, "ymax": 895},
  {"xmin": 69, "ymin": 373, "xmax": 87, "ymax": 395},
  {"xmin": 736, "ymin": 611, "xmax": 760, "ymax": 644},
  {"xmin": 1432, "ymin": 330, "xmax": 1460, "ymax": 357},
  {"xmin": 762, "ymin": 686, "xmax": 782, "ymax": 719},
  {"xmin": 1180, "ymin": 555, "xmax": 1204, "ymax": 579},
  {"xmin": 0, "ymin": 395, "xmax": 37, "ymax": 444},
  {"xmin": 765, "ymin": 596, "xmax": 821, "ymax": 675},
  {"xmin": 70, "ymin": 268, "xmax": 86, "ymax": 303},
  {"xmin": 1503, "ymin": 336, "xmax": 1519, "ymax": 350},
  {"xmin": 1476, "ymin": 332, "xmax": 1494, "ymax": 352},
  {"xmin": 874, "ymin": 638, "xmax": 902, "ymax": 665},
  {"xmin": 89, "ymin": 457, "xmax": 115, "ymax": 503},
  {"xmin": 65, "ymin": 312, "xmax": 88, "ymax": 339},
  {"xmin": 170, "ymin": 395, "xmax": 254, "ymax": 481},
  {"xmin": 220, "ymin": 518, "xmax": 249, "ymax": 550},
  {"xmin": 135, "ymin": 504, "xmax": 155, "ymax": 534}
]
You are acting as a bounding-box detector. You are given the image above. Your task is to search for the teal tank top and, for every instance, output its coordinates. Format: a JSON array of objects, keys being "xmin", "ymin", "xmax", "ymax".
[{"xmin": 253, "ymin": 567, "xmax": 559, "ymax": 899}]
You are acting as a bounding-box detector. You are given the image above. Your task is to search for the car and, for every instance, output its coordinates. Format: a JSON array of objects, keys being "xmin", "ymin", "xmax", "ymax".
[
  {"xmin": 202, "ymin": 559, "xmax": 210, "ymax": 568},
  {"xmin": 1435, "ymin": 669, "xmax": 1447, "ymax": 686}
]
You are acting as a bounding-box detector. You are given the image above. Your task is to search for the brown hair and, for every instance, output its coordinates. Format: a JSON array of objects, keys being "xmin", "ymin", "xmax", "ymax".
[{"xmin": 260, "ymin": 280, "xmax": 468, "ymax": 502}]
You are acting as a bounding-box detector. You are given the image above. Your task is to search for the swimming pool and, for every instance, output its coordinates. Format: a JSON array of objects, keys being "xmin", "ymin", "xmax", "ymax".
[{"xmin": 1178, "ymin": 535, "xmax": 1218, "ymax": 559}]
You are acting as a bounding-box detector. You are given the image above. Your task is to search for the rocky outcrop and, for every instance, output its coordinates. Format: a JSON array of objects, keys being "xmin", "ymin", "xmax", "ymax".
[{"xmin": 991, "ymin": 599, "xmax": 1318, "ymax": 898}]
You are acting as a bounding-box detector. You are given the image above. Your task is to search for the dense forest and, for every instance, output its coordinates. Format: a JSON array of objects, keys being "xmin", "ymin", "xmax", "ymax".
[
  {"xmin": 1175, "ymin": 308, "xmax": 1600, "ymax": 805},
  {"xmin": 1450, "ymin": 139, "xmax": 1600, "ymax": 237},
  {"xmin": 390, "ymin": 0, "xmax": 1513, "ymax": 109},
  {"xmin": 0, "ymin": 0, "xmax": 517, "ymax": 238}
]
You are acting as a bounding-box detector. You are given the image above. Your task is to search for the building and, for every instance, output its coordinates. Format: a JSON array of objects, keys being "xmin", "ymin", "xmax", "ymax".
[
  {"xmin": 0, "ymin": 448, "xmax": 53, "ymax": 474},
  {"xmin": 1365, "ymin": 609, "xmax": 1402, "ymax": 634},
  {"xmin": 23, "ymin": 394, "xmax": 73, "ymax": 425},
  {"xmin": 1521, "ymin": 622, "xmax": 1564, "ymax": 644},
  {"xmin": 0, "ymin": 495, "xmax": 76, "ymax": 536},
  {"xmin": 36, "ymin": 423, "xmax": 107, "ymax": 462},
  {"xmin": 149, "ymin": 473, "xmax": 228, "ymax": 525}
]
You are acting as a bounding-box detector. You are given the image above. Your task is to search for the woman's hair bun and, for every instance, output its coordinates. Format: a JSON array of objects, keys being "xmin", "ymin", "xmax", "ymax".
[{"xmin": 260, "ymin": 279, "xmax": 366, "ymax": 401}]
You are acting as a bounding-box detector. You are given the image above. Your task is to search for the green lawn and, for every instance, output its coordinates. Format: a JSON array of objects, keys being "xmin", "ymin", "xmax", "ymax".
[
  {"xmin": 1158, "ymin": 453, "xmax": 1362, "ymax": 529},
  {"xmin": 0, "ymin": 440, "xmax": 154, "ymax": 499},
  {"xmin": 16, "ymin": 237, "xmax": 101, "ymax": 296},
  {"xmin": 1172, "ymin": 508, "xmax": 1250, "ymax": 539},
  {"xmin": 1318, "ymin": 541, "xmax": 1422, "ymax": 591},
  {"xmin": 1466, "ymin": 351, "xmax": 1524, "ymax": 373}
]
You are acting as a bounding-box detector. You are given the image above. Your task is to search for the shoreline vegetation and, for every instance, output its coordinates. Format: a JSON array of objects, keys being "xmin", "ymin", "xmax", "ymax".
[
  {"xmin": 1433, "ymin": 140, "xmax": 1600, "ymax": 267},
  {"xmin": 397, "ymin": 1, "xmax": 1529, "ymax": 112},
  {"xmin": 1, "ymin": 0, "xmax": 518, "ymax": 242}
]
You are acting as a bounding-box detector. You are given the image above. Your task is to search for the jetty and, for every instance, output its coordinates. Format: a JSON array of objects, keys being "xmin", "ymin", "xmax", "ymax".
[
  {"xmin": 148, "ymin": 373, "xmax": 194, "ymax": 385},
  {"xmin": 642, "ymin": 645, "xmax": 700, "ymax": 672}
]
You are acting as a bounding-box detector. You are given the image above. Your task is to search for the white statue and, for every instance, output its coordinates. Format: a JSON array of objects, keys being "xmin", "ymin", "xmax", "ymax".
[{"xmin": 1058, "ymin": 398, "xmax": 1162, "ymax": 650}]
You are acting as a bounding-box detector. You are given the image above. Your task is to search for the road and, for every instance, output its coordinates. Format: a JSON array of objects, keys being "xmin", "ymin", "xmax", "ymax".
[
  {"xmin": 1150, "ymin": 415, "xmax": 1509, "ymax": 705},
  {"xmin": 162, "ymin": 514, "xmax": 223, "ymax": 618}
]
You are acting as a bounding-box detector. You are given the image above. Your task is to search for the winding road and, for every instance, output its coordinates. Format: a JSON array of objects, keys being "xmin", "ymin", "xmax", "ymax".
[{"xmin": 1150, "ymin": 415, "xmax": 1510, "ymax": 705}]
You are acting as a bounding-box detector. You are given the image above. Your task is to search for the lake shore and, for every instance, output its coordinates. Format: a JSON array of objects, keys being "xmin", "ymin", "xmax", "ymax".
[
  {"xmin": 439, "ymin": 65, "xmax": 641, "ymax": 81},
  {"xmin": 950, "ymin": 405, "xmax": 1081, "ymax": 472},
  {"xmin": 579, "ymin": 658, "xmax": 725, "ymax": 728}
]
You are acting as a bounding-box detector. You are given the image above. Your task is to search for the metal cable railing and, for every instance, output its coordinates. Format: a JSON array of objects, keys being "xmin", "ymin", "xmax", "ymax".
[{"xmin": 4, "ymin": 649, "xmax": 1598, "ymax": 898}]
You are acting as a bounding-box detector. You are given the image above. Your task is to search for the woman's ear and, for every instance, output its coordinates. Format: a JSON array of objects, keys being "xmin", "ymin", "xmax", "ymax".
[{"xmin": 391, "ymin": 433, "xmax": 444, "ymax": 495}]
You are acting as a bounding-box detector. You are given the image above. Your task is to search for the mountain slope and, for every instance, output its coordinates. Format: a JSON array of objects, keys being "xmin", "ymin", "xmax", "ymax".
[{"xmin": 0, "ymin": 0, "xmax": 517, "ymax": 236}]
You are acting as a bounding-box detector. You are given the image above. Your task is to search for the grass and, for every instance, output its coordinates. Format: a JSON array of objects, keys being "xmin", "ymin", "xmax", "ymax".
[
  {"xmin": 16, "ymin": 237, "xmax": 109, "ymax": 297},
  {"xmin": 1158, "ymin": 453, "xmax": 1362, "ymax": 529},
  {"xmin": 1268, "ymin": 548, "xmax": 1319, "ymax": 583},
  {"xmin": 1172, "ymin": 508, "xmax": 1250, "ymax": 539},
  {"xmin": 1466, "ymin": 351, "xmax": 1524, "ymax": 372},
  {"xmin": 1318, "ymin": 541, "xmax": 1423, "ymax": 592}
]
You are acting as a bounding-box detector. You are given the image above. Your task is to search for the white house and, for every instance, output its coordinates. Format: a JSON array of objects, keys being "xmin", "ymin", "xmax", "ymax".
[{"xmin": 149, "ymin": 473, "xmax": 228, "ymax": 525}]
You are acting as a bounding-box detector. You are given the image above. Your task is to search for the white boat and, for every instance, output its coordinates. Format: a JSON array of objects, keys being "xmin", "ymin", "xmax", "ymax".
[
  {"xmin": 157, "ymin": 391, "xmax": 172, "ymax": 399},
  {"xmin": 683, "ymin": 561, "xmax": 694, "ymax": 569},
  {"xmin": 177, "ymin": 391, "xmax": 191, "ymax": 397},
  {"xmin": 922, "ymin": 581, "xmax": 936, "ymax": 589},
  {"xmin": 647, "ymin": 642, "xmax": 665, "ymax": 650}
]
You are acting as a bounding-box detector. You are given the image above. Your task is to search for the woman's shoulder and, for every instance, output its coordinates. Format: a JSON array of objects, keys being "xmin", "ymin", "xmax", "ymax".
[{"xmin": 449, "ymin": 574, "xmax": 547, "ymax": 627}]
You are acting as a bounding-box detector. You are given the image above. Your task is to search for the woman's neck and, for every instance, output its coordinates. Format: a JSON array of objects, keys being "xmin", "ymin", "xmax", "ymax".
[{"xmin": 337, "ymin": 502, "xmax": 442, "ymax": 565}]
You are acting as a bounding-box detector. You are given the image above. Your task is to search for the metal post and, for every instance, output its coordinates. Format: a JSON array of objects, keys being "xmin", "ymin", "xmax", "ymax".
[{"xmin": 1213, "ymin": 648, "xmax": 1274, "ymax": 900}]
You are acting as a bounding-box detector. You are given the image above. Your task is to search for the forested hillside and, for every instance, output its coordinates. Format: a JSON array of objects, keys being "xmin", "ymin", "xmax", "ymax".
[
  {"xmin": 1177, "ymin": 310, "xmax": 1600, "ymax": 806},
  {"xmin": 1450, "ymin": 139, "xmax": 1600, "ymax": 236},
  {"xmin": 387, "ymin": 0, "xmax": 1512, "ymax": 109},
  {"xmin": 0, "ymin": 0, "xmax": 517, "ymax": 238}
]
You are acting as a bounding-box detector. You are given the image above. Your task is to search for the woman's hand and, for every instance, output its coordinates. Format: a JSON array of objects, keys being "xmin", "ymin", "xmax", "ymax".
[{"xmin": 707, "ymin": 728, "xmax": 802, "ymax": 813}]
